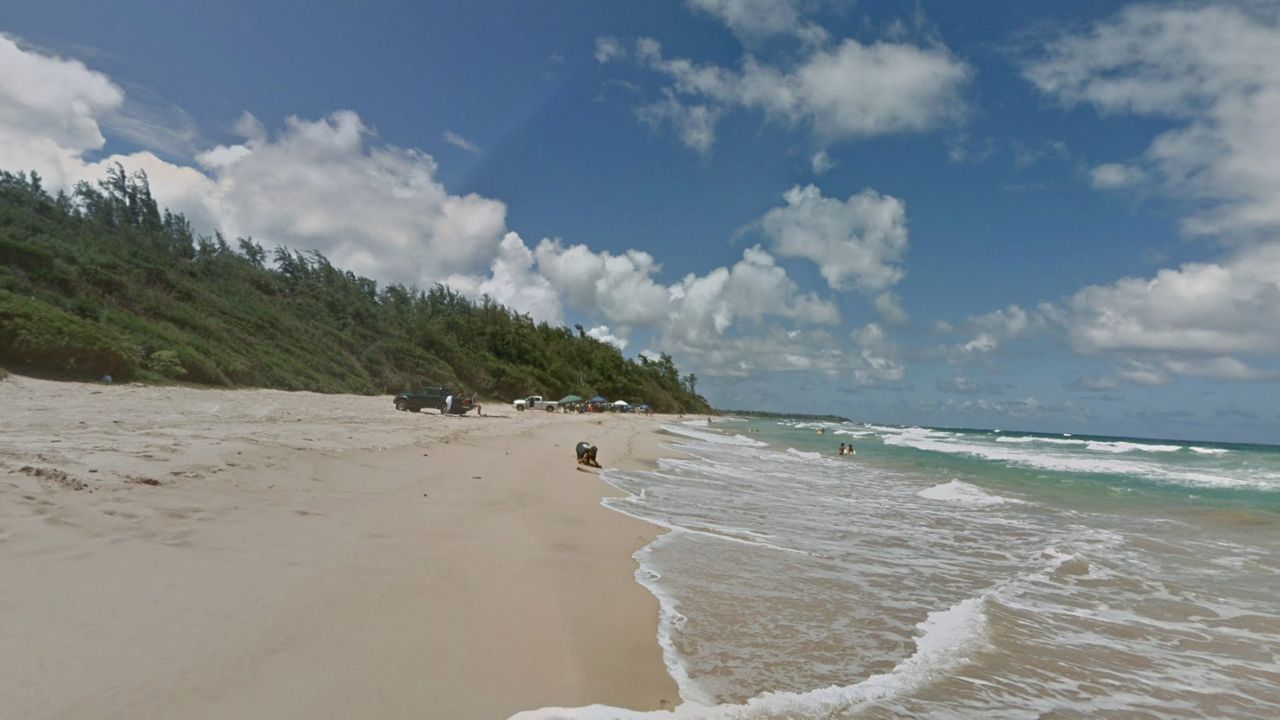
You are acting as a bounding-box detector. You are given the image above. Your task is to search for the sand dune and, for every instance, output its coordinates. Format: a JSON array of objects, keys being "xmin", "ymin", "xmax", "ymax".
[{"xmin": 0, "ymin": 376, "xmax": 678, "ymax": 719}]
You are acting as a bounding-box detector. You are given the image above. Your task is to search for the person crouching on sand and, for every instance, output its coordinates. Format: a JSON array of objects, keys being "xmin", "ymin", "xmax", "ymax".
[{"xmin": 576, "ymin": 441, "xmax": 601, "ymax": 468}]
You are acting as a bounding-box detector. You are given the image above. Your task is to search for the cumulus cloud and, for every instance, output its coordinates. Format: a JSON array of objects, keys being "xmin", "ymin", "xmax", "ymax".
[
  {"xmin": 964, "ymin": 242, "xmax": 1280, "ymax": 387},
  {"xmin": 666, "ymin": 244, "xmax": 841, "ymax": 346},
  {"xmin": 586, "ymin": 325, "xmax": 628, "ymax": 350},
  {"xmin": 632, "ymin": 35, "xmax": 970, "ymax": 152},
  {"xmin": 443, "ymin": 233, "xmax": 563, "ymax": 325},
  {"xmin": 946, "ymin": 304, "xmax": 1051, "ymax": 364},
  {"xmin": 534, "ymin": 239, "xmax": 672, "ymax": 328},
  {"xmin": 1024, "ymin": 2, "xmax": 1280, "ymax": 237},
  {"xmin": 966, "ymin": 3, "xmax": 1280, "ymax": 389},
  {"xmin": 0, "ymin": 34, "xmax": 511, "ymax": 290},
  {"xmin": 198, "ymin": 111, "xmax": 509, "ymax": 284},
  {"xmin": 1063, "ymin": 244, "xmax": 1280, "ymax": 356},
  {"xmin": 686, "ymin": 0, "xmax": 827, "ymax": 46},
  {"xmin": 533, "ymin": 237, "xmax": 840, "ymax": 350},
  {"xmin": 851, "ymin": 322, "xmax": 906, "ymax": 385},
  {"xmin": 757, "ymin": 184, "xmax": 909, "ymax": 297},
  {"xmin": 0, "ymin": 33, "xmax": 124, "ymax": 188}
]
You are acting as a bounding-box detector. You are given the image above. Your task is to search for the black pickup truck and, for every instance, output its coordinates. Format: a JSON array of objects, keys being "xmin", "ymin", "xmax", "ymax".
[{"xmin": 393, "ymin": 387, "xmax": 473, "ymax": 414}]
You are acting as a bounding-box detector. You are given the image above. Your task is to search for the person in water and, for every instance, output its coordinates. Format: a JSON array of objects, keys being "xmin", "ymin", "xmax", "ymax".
[
  {"xmin": 838, "ymin": 443, "xmax": 847, "ymax": 456},
  {"xmin": 576, "ymin": 441, "xmax": 601, "ymax": 468}
]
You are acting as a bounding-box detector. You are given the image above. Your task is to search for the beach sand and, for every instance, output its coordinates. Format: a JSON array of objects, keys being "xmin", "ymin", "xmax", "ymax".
[{"xmin": 0, "ymin": 376, "xmax": 679, "ymax": 719}]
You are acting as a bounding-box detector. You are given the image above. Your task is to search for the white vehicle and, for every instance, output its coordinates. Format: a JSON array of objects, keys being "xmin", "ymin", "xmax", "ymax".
[{"xmin": 513, "ymin": 395, "xmax": 558, "ymax": 412}]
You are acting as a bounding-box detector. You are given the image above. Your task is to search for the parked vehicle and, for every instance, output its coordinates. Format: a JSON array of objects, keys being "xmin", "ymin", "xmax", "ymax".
[
  {"xmin": 394, "ymin": 386, "xmax": 473, "ymax": 414},
  {"xmin": 513, "ymin": 395, "xmax": 558, "ymax": 412}
]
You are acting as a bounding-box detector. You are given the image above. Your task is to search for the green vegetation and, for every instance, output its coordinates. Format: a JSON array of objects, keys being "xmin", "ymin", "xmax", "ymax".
[{"xmin": 0, "ymin": 166, "xmax": 710, "ymax": 412}]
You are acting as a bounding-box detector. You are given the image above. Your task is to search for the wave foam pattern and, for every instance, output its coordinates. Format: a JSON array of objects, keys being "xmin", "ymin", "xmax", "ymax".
[
  {"xmin": 517, "ymin": 422, "xmax": 1280, "ymax": 719},
  {"xmin": 878, "ymin": 427, "xmax": 1277, "ymax": 491}
]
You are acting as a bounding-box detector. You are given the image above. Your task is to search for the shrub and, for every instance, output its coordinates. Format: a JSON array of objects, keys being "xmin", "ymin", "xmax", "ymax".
[
  {"xmin": 146, "ymin": 349, "xmax": 187, "ymax": 378},
  {"xmin": 0, "ymin": 290, "xmax": 137, "ymax": 380}
]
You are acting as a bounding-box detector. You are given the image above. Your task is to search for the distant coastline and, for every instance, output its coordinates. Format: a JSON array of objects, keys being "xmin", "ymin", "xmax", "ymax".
[{"xmin": 718, "ymin": 408, "xmax": 852, "ymax": 423}]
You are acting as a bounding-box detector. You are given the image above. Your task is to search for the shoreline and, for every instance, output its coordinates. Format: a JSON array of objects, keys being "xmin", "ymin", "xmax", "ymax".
[{"xmin": 0, "ymin": 376, "xmax": 679, "ymax": 718}]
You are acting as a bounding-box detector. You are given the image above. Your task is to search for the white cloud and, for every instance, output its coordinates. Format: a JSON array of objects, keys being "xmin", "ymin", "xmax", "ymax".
[
  {"xmin": 0, "ymin": 35, "xmax": 511, "ymax": 289},
  {"xmin": 534, "ymin": 239, "xmax": 672, "ymax": 328},
  {"xmin": 444, "ymin": 232, "xmax": 563, "ymax": 325},
  {"xmin": 1024, "ymin": 2, "xmax": 1280, "ymax": 238},
  {"xmin": 1064, "ymin": 244, "xmax": 1280, "ymax": 355},
  {"xmin": 0, "ymin": 33, "xmax": 124, "ymax": 188},
  {"xmin": 586, "ymin": 325, "xmax": 628, "ymax": 350},
  {"xmin": 530, "ymin": 237, "xmax": 843, "ymax": 375},
  {"xmin": 1116, "ymin": 359, "xmax": 1169, "ymax": 386},
  {"xmin": 636, "ymin": 89, "xmax": 724, "ymax": 154},
  {"xmin": 947, "ymin": 304, "xmax": 1049, "ymax": 364},
  {"xmin": 197, "ymin": 111, "xmax": 509, "ymax": 284},
  {"xmin": 810, "ymin": 149, "xmax": 834, "ymax": 175},
  {"xmin": 1162, "ymin": 356, "xmax": 1279, "ymax": 381},
  {"xmin": 1088, "ymin": 162, "xmax": 1147, "ymax": 189},
  {"xmin": 796, "ymin": 39, "xmax": 971, "ymax": 140},
  {"xmin": 534, "ymin": 237, "xmax": 839, "ymax": 350},
  {"xmin": 633, "ymin": 36, "xmax": 970, "ymax": 152},
  {"xmin": 851, "ymin": 322, "xmax": 905, "ymax": 385},
  {"xmin": 664, "ymin": 323, "xmax": 902, "ymax": 384},
  {"xmin": 594, "ymin": 36, "xmax": 626, "ymax": 64},
  {"xmin": 686, "ymin": 0, "xmax": 827, "ymax": 46},
  {"xmin": 443, "ymin": 130, "xmax": 480, "ymax": 153},
  {"xmin": 666, "ymin": 244, "xmax": 840, "ymax": 346},
  {"xmin": 82, "ymin": 150, "xmax": 220, "ymax": 230},
  {"xmin": 758, "ymin": 184, "xmax": 909, "ymax": 295}
]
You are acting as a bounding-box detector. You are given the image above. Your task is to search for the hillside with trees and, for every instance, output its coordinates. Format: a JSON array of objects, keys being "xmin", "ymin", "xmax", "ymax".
[{"xmin": 0, "ymin": 166, "xmax": 710, "ymax": 413}]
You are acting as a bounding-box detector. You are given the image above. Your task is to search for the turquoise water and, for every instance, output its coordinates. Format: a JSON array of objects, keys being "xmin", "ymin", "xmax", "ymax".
[
  {"xmin": 517, "ymin": 418, "xmax": 1280, "ymax": 719},
  {"xmin": 770, "ymin": 421, "xmax": 1280, "ymax": 516}
]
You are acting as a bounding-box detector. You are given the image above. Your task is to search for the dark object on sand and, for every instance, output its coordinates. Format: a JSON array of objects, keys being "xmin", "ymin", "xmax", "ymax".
[
  {"xmin": 576, "ymin": 441, "xmax": 601, "ymax": 468},
  {"xmin": 393, "ymin": 386, "xmax": 472, "ymax": 415}
]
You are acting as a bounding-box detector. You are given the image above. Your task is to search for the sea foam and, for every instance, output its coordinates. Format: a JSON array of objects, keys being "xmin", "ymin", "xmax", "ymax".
[
  {"xmin": 509, "ymin": 593, "xmax": 991, "ymax": 720},
  {"xmin": 917, "ymin": 479, "xmax": 1018, "ymax": 506}
]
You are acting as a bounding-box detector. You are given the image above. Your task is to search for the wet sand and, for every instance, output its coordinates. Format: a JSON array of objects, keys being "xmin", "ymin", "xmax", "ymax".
[{"xmin": 0, "ymin": 376, "xmax": 678, "ymax": 719}]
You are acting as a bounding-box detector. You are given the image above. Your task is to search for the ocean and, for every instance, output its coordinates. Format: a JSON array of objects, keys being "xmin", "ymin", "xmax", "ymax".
[{"xmin": 516, "ymin": 418, "xmax": 1280, "ymax": 719}]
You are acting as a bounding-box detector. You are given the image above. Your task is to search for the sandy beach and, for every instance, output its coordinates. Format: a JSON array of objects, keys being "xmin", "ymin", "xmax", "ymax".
[{"xmin": 0, "ymin": 376, "xmax": 679, "ymax": 719}]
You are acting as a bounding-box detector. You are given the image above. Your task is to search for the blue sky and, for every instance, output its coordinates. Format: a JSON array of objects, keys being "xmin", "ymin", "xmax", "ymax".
[{"xmin": 2, "ymin": 1, "xmax": 1278, "ymax": 442}]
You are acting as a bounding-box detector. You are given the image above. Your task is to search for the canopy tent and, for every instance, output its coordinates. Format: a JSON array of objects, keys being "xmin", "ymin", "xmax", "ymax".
[
  {"xmin": 587, "ymin": 396, "xmax": 607, "ymax": 404},
  {"xmin": 612, "ymin": 400, "xmax": 630, "ymax": 407},
  {"xmin": 558, "ymin": 394, "xmax": 583, "ymax": 404}
]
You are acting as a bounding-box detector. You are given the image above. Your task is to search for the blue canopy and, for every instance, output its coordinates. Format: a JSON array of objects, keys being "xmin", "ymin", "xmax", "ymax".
[{"xmin": 587, "ymin": 395, "xmax": 607, "ymax": 404}]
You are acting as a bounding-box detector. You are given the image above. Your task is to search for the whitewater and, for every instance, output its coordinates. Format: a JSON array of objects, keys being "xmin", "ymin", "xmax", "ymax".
[{"xmin": 515, "ymin": 419, "xmax": 1280, "ymax": 719}]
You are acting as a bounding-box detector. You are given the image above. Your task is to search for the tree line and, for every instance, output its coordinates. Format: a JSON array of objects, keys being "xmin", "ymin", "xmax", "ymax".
[{"xmin": 0, "ymin": 166, "xmax": 710, "ymax": 413}]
